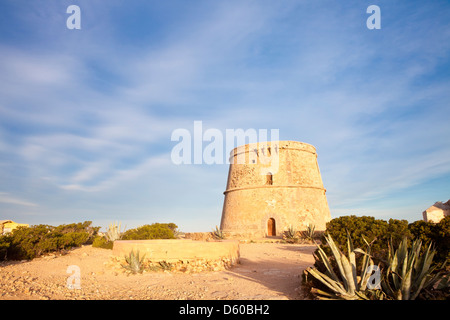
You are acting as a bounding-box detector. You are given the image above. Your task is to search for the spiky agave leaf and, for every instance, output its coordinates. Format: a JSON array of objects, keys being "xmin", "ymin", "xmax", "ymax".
[
  {"xmin": 106, "ymin": 221, "xmax": 124, "ymax": 242},
  {"xmin": 306, "ymin": 224, "xmax": 315, "ymax": 239},
  {"xmin": 212, "ymin": 226, "xmax": 224, "ymax": 239},
  {"xmin": 323, "ymin": 233, "xmax": 354, "ymax": 293},
  {"xmin": 381, "ymin": 237, "xmax": 443, "ymax": 300},
  {"xmin": 306, "ymin": 267, "xmax": 348, "ymax": 297},
  {"xmin": 314, "ymin": 241, "xmax": 340, "ymax": 280},
  {"xmin": 286, "ymin": 225, "xmax": 296, "ymax": 239},
  {"xmin": 422, "ymin": 260, "xmax": 448, "ymax": 291},
  {"xmin": 410, "ymin": 242, "xmax": 437, "ymax": 300},
  {"xmin": 346, "ymin": 230, "xmax": 358, "ymax": 289},
  {"xmin": 122, "ymin": 249, "xmax": 146, "ymax": 274},
  {"xmin": 306, "ymin": 232, "xmax": 379, "ymax": 300},
  {"xmin": 355, "ymin": 237, "xmax": 377, "ymax": 291}
]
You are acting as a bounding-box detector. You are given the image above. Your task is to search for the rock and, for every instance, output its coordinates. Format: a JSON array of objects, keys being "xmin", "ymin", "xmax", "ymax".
[
  {"xmin": 423, "ymin": 200, "xmax": 450, "ymax": 223},
  {"xmin": 211, "ymin": 291, "xmax": 228, "ymax": 299},
  {"xmin": 263, "ymin": 269, "xmax": 281, "ymax": 276}
]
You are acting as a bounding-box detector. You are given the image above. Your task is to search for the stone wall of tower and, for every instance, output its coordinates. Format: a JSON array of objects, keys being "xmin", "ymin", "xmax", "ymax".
[{"xmin": 220, "ymin": 141, "xmax": 331, "ymax": 238}]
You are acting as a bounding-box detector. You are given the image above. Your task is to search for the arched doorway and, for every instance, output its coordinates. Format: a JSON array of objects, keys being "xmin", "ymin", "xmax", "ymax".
[{"xmin": 267, "ymin": 218, "xmax": 276, "ymax": 236}]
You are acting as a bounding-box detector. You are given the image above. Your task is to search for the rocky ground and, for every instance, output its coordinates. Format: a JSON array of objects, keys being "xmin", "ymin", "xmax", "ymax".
[{"xmin": 0, "ymin": 242, "xmax": 316, "ymax": 300}]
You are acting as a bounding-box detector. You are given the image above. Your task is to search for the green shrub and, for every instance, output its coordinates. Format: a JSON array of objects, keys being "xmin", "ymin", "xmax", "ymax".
[
  {"xmin": 1, "ymin": 221, "xmax": 99, "ymax": 260},
  {"xmin": 434, "ymin": 216, "xmax": 450, "ymax": 265},
  {"xmin": 121, "ymin": 223, "xmax": 178, "ymax": 240},
  {"xmin": 322, "ymin": 216, "xmax": 412, "ymax": 262},
  {"xmin": 409, "ymin": 216, "xmax": 450, "ymax": 266},
  {"xmin": 325, "ymin": 216, "xmax": 450, "ymax": 267},
  {"xmin": 54, "ymin": 221, "xmax": 99, "ymax": 237},
  {"xmin": 92, "ymin": 235, "xmax": 114, "ymax": 249},
  {"xmin": 0, "ymin": 235, "xmax": 11, "ymax": 261},
  {"xmin": 6, "ymin": 224, "xmax": 54, "ymax": 260},
  {"xmin": 408, "ymin": 220, "xmax": 434, "ymax": 244}
]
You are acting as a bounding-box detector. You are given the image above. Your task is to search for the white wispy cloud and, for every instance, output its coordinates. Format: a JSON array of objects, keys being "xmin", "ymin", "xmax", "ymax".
[
  {"xmin": 59, "ymin": 154, "xmax": 172, "ymax": 192},
  {"xmin": 0, "ymin": 192, "xmax": 38, "ymax": 207}
]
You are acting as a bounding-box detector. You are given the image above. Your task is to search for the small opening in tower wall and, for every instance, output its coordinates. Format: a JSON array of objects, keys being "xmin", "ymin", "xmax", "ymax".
[
  {"xmin": 267, "ymin": 218, "xmax": 276, "ymax": 236},
  {"xmin": 266, "ymin": 172, "xmax": 273, "ymax": 185}
]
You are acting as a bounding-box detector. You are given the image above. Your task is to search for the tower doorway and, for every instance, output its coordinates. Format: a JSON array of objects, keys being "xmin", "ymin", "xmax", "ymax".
[{"xmin": 267, "ymin": 218, "xmax": 276, "ymax": 236}]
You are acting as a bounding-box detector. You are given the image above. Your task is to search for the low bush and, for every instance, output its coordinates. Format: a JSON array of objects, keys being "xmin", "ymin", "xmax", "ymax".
[
  {"xmin": 0, "ymin": 221, "xmax": 99, "ymax": 261},
  {"xmin": 92, "ymin": 235, "xmax": 114, "ymax": 249},
  {"xmin": 321, "ymin": 215, "xmax": 412, "ymax": 262},
  {"xmin": 324, "ymin": 216, "xmax": 450, "ymax": 266},
  {"xmin": 121, "ymin": 223, "xmax": 178, "ymax": 240},
  {"xmin": 0, "ymin": 236, "xmax": 10, "ymax": 260},
  {"xmin": 409, "ymin": 216, "xmax": 450, "ymax": 267}
]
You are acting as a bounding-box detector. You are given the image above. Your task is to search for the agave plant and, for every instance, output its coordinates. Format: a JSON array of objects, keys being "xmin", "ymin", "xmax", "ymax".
[
  {"xmin": 105, "ymin": 221, "xmax": 124, "ymax": 242},
  {"xmin": 122, "ymin": 249, "xmax": 145, "ymax": 274},
  {"xmin": 305, "ymin": 232, "xmax": 381, "ymax": 300},
  {"xmin": 285, "ymin": 225, "xmax": 297, "ymax": 240},
  {"xmin": 212, "ymin": 225, "xmax": 224, "ymax": 240},
  {"xmin": 158, "ymin": 260, "xmax": 173, "ymax": 271},
  {"xmin": 381, "ymin": 238, "xmax": 447, "ymax": 300},
  {"xmin": 302, "ymin": 223, "xmax": 316, "ymax": 241}
]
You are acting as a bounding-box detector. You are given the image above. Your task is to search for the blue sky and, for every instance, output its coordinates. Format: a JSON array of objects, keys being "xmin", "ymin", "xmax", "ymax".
[{"xmin": 0, "ymin": 0, "xmax": 449, "ymax": 232}]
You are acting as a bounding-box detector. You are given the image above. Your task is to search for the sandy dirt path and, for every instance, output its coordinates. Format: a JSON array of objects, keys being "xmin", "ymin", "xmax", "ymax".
[{"xmin": 0, "ymin": 242, "xmax": 316, "ymax": 300}]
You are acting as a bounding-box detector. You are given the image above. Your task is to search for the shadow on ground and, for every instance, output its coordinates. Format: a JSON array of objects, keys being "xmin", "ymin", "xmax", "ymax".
[{"xmin": 222, "ymin": 243, "xmax": 317, "ymax": 299}]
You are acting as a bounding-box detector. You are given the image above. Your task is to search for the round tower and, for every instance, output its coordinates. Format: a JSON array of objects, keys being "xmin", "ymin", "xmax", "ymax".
[{"xmin": 220, "ymin": 140, "xmax": 331, "ymax": 238}]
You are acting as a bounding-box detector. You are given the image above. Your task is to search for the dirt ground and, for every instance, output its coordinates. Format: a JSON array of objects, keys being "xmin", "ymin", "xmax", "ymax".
[{"xmin": 0, "ymin": 242, "xmax": 316, "ymax": 300}]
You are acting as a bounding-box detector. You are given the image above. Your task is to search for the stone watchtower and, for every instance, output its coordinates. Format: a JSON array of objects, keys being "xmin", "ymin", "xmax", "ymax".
[{"xmin": 220, "ymin": 141, "xmax": 331, "ymax": 238}]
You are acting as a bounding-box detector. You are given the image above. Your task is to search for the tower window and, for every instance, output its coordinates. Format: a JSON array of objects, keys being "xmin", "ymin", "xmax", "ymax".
[{"xmin": 266, "ymin": 172, "xmax": 273, "ymax": 185}]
